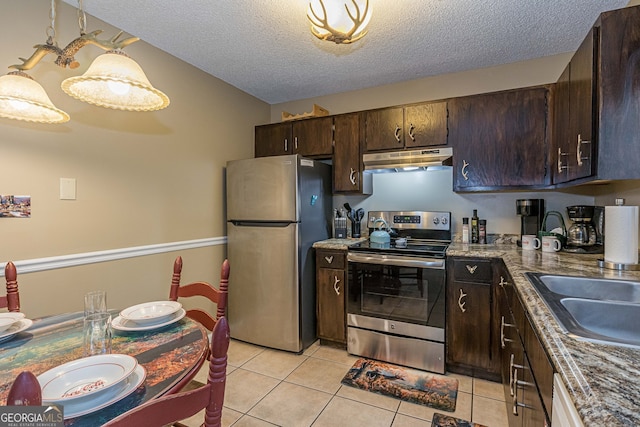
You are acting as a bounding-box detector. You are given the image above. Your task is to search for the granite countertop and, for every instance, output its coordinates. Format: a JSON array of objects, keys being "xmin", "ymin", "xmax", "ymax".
[
  {"xmin": 313, "ymin": 237, "xmax": 367, "ymax": 250},
  {"xmin": 447, "ymin": 243, "xmax": 640, "ymax": 426}
]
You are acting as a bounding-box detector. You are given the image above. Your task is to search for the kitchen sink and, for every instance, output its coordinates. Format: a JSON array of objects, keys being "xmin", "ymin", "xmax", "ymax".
[
  {"xmin": 535, "ymin": 274, "xmax": 640, "ymax": 303},
  {"xmin": 525, "ymin": 273, "xmax": 640, "ymax": 348}
]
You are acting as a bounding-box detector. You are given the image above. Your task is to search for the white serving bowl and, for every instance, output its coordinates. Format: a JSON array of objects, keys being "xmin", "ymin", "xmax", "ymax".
[
  {"xmin": 38, "ymin": 354, "xmax": 138, "ymax": 403},
  {"xmin": 119, "ymin": 301, "xmax": 182, "ymax": 325},
  {"xmin": 0, "ymin": 312, "xmax": 25, "ymax": 333}
]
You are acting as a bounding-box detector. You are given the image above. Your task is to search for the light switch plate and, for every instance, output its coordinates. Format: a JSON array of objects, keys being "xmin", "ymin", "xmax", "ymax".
[{"xmin": 60, "ymin": 178, "xmax": 76, "ymax": 200}]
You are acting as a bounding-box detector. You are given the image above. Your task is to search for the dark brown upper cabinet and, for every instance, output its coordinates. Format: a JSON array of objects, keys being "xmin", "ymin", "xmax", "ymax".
[
  {"xmin": 364, "ymin": 101, "xmax": 448, "ymax": 152},
  {"xmin": 592, "ymin": 5, "xmax": 640, "ymax": 181},
  {"xmin": 553, "ymin": 28, "xmax": 597, "ymax": 184},
  {"xmin": 404, "ymin": 102, "xmax": 448, "ymax": 148},
  {"xmin": 255, "ymin": 116, "xmax": 333, "ymax": 158},
  {"xmin": 363, "ymin": 106, "xmax": 405, "ymax": 151},
  {"xmin": 333, "ymin": 113, "xmax": 372, "ymax": 194},
  {"xmin": 553, "ymin": 5, "xmax": 640, "ymax": 184},
  {"xmin": 255, "ymin": 122, "xmax": 292, "ymax": 157},
  {"xmin": 449, "ymin": 86, "xmax": 550, "ymax": 191}
]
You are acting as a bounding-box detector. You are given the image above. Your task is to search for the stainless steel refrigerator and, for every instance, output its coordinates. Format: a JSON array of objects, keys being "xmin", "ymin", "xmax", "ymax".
[{"xmin": 226, "ymin": 155, "xmax": 332, "ymax": 352}]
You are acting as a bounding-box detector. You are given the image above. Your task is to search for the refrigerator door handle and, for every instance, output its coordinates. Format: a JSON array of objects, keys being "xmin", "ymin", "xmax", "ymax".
[{"xmin": 230, "ymin": 221, "xmax": 296, "ymax": 227}]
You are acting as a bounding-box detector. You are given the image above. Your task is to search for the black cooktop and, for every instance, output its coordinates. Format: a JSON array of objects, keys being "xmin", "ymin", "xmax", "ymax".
[{"xmin": 349, "ymin": 239, "xmax": 449, "ymax": 257}]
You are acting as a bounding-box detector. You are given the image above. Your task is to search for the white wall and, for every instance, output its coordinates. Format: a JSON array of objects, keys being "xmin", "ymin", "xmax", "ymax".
[{"xmin": 333, "ymin": 169, "xmax": 596, "ymax": 237}]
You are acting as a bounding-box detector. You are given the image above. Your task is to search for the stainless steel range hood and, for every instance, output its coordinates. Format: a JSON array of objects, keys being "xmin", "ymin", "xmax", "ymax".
[{"xmin": 363, "ymin": 147, "xmax": 453, "ymax": 173}]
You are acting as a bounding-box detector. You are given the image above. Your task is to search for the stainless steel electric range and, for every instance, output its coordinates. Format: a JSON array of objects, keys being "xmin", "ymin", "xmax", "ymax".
[{"xmin": 346, "ymin": 210, "xmax": 451, "ymax": 374}]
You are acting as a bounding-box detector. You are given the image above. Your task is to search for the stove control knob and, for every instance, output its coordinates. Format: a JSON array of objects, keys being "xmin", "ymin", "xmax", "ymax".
[
  {"xmin": 433, "ymin": 217, "xmax": 440, "ymax": 225},
  {"xmin": 441, "ymin": 217, "xmax": 448, "ymax": 225}
]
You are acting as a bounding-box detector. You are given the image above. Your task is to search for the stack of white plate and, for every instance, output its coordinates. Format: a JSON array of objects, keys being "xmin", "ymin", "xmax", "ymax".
[
  {"xmin": 112, "ymin": 301, "xmax": 185, "ymax": 331},
  {"xmin": 0, "ymin": 312, "xmax": 32, "ymax": 343},
  {"xmin": 37, "ymin": 354, "xmax": 146, "ymax": 419}
]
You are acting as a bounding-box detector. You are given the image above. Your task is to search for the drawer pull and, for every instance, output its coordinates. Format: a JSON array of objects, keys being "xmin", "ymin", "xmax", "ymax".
[
  {"xmin": 349, "ymin": 168, "xmax": 357, "ymax": 186},
  {"xmin": 465, "ymin": 264, "xmax": 478, "ymax": 274},
  {"xmin": 458, "ymin": 288, "xmax": 467, "ymax": 313},
  {"xmin": 509, "ymin": 353, "xmax": 526, "ymax": 396},
  {"xmin": 500, "ymin": 316, "xmax": 515, "ymax": 349},
  {"xmin": 333, "ymin": 276, "xmax": 341, "ymax": 296},
  {"xmin": 499, "ymin": 276, "xmax": 508, "ymax": 288},
  {"xmin": 324, "ymin": 255, "xmax": 334, "ymax": 264}
]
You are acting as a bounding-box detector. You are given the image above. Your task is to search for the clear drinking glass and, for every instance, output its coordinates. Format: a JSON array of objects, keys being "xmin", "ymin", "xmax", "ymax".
[
  {"xmin": 83, "ymin": 312, "xmax": 112, "ymax": 357},
  {"xmin": 84, "ymin": 290, "xmax": 107, "ymax": 316}
]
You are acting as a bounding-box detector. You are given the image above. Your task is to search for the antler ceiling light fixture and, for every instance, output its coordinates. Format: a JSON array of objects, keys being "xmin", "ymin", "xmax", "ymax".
[
  {"xmin": 0, "ymin": 0, "xmax": 169, "ymax": 124},
  {"xmin": 307, "ymin": 0, "xmax": 372, "ymax": 45}
]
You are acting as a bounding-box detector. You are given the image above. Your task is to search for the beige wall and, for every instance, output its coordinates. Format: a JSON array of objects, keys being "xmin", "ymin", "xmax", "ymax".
[
  {"xmin": 269, "ymin": 53, "xmax": 572, "ymax": 122},
  {"xmin": 270, "ymin": 20, "xmax": 640, "ymax": 240},
  {"xmin": 0, "ymin": 2, "xmax": 268, "ymax": 317}
]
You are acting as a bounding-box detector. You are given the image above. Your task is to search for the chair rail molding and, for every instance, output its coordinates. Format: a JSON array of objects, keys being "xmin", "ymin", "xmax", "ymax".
[{"xmin": 0, "ymin": 237, "xmax": 226, "ymax": 276}]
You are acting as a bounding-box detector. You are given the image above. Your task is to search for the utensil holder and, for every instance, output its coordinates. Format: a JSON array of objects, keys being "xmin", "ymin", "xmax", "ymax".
[{"xmin": 351, "ymin": 221, "xmax": 361, "ymax": 238}]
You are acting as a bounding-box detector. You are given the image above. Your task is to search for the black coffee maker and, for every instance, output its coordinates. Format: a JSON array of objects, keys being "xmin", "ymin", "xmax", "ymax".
[
  {"xmin": 516, "ymin": 199, "xmax": 545, "ymax": 246},
  {"xmin": 563, "ymin": 205, "xmax": 604, "ymax": 254}
]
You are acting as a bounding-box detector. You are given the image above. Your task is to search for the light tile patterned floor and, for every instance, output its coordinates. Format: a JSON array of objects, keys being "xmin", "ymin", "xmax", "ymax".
[{"xmin": 181, "ymin": 340, "xmax": 509, "ymax": 427}]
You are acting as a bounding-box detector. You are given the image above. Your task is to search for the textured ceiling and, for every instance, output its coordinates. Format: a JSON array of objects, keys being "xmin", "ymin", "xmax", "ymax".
[{"xmin": 62, "ymin": 0, "xmax": 629, "ymax": 104}]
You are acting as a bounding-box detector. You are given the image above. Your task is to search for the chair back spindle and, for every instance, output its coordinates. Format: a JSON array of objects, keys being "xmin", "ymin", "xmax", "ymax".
[
  {"xmin": 2, "ymin": 261, "xmax": 21, "ymax": 312},
  {"xmin": 168, "ymin": 257, "xmax": 229, "ymax": 332}
]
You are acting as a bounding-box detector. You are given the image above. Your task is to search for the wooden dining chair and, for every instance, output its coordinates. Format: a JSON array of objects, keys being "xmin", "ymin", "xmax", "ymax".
[
  {"xmin": 1, "ymin": 261, "xmax": 21, "ymax": 312},
  {"xmin": 5, "ymin": 371, "xmax": 41, "ymax": 406},
  {"xmin": 169, "ymin": 256, "xmax": 229, "ymax": 332},
  {"xmin": 103, "ymin": 316, "xmax": 230, "ymax": 427}
]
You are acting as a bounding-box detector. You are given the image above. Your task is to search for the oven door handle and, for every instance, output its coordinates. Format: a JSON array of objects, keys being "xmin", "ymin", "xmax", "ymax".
[{"xmin": 347, "ymin": 253, "xmax": 445, "ymax": 269}]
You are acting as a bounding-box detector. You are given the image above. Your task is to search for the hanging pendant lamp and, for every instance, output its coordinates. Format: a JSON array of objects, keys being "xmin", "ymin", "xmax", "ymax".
[
  {"xmin": 61, "ymin": 50, "xmax": 169, "ymax": 112},
  {"xmin": 0, "ymin": 71, "xmax": 69, "ymax": 124}
]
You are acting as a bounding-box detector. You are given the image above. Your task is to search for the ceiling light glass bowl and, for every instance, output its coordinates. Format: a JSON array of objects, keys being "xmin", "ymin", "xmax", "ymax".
[
  {"xmin": 61, "ymin": 51, "xmax": 169, "ymax": 112},
  {"xmin": 0, "ymin": 72, "xmax": 70, "ymax": 123}
]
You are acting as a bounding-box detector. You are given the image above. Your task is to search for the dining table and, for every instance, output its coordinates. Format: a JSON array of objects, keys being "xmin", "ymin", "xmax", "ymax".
[{"xmin": 0, "ymin": 309, "xmax": 209, "ymax": 426}]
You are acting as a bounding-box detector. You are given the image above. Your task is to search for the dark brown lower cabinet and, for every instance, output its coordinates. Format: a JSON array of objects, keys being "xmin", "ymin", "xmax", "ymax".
[
  {"xmin": 446, "ymin": 257, "xmax": 500, "ymax": 380},
  {"xmin": 495, "ymin": 261, "xmax": 553, "ymax": 426},
  {"xmin": 316, "ymin": 249, "xmax": 347, "ymax": 347}
]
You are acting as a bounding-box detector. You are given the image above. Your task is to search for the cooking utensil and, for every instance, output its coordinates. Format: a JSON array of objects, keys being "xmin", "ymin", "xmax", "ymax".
[{"xmin": 356, "ymin": 208, "xmax": 364, "ymax": 221}]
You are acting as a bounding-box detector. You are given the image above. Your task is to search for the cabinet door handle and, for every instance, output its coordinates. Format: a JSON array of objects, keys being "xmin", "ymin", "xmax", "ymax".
[
  {"xmin": 509, "ymin": 353, "xmax": 526, "ymax": 397},
  {"xmin": 576, "ymin": 133, "xmax": 591, "ymax": 166},
  {"xmin": 465, "ymin": 264, "xmax": 478, "ymax": 274},
  {"xmin": 333, "ymin": 276, "xmax": 341, "ymax": 295},
  {"xmin": 513, "ymin": 368, "xmax": 534, "ymax": 416},
  {"xmin": 501, "ymin": 316, "xmax": 515, "ymax": 349},
  {"xmin": 461, "ymin": 160, "xmax": 469, "ymax": 180},
  {"xmin": 394, "ymin": 124, "xmax": 402, "ymax": 142},
  {"xmin": 349, "ymin": 168, "xmax": 357, "ymax": 186},
  {"xmin": 457, "ymin": 288, "xmax": 467, "ymax": 312},
  {"xmin": 558, "ymin": 147, "xmax": 568, "ymax": 173},
  {"xmin": 408, "ymin": 123, "xmax": 416, "ymax": 141},
  {"xmin": 512, "ymin": 368, "xmax": 521, "ymax": 415},
  {"xmin": 324, "ymin": 255, "xmax": 333, "ymax": 264},
  {"xmin": 284, "ymin": 138, "xmax": 288, "ymax": 152},
  {"xmin": 499, "ymin": 276, "xmax": 508, "ymax": 288},
  {"xmin": 294, "ymin": 136, "xmax": 299, "ymax": 150}
]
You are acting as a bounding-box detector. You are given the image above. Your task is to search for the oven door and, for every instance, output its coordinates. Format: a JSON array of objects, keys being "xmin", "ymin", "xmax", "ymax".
[{"xmin": 347, "ymin": 252, "xmax": 446, "ymax": 340}]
